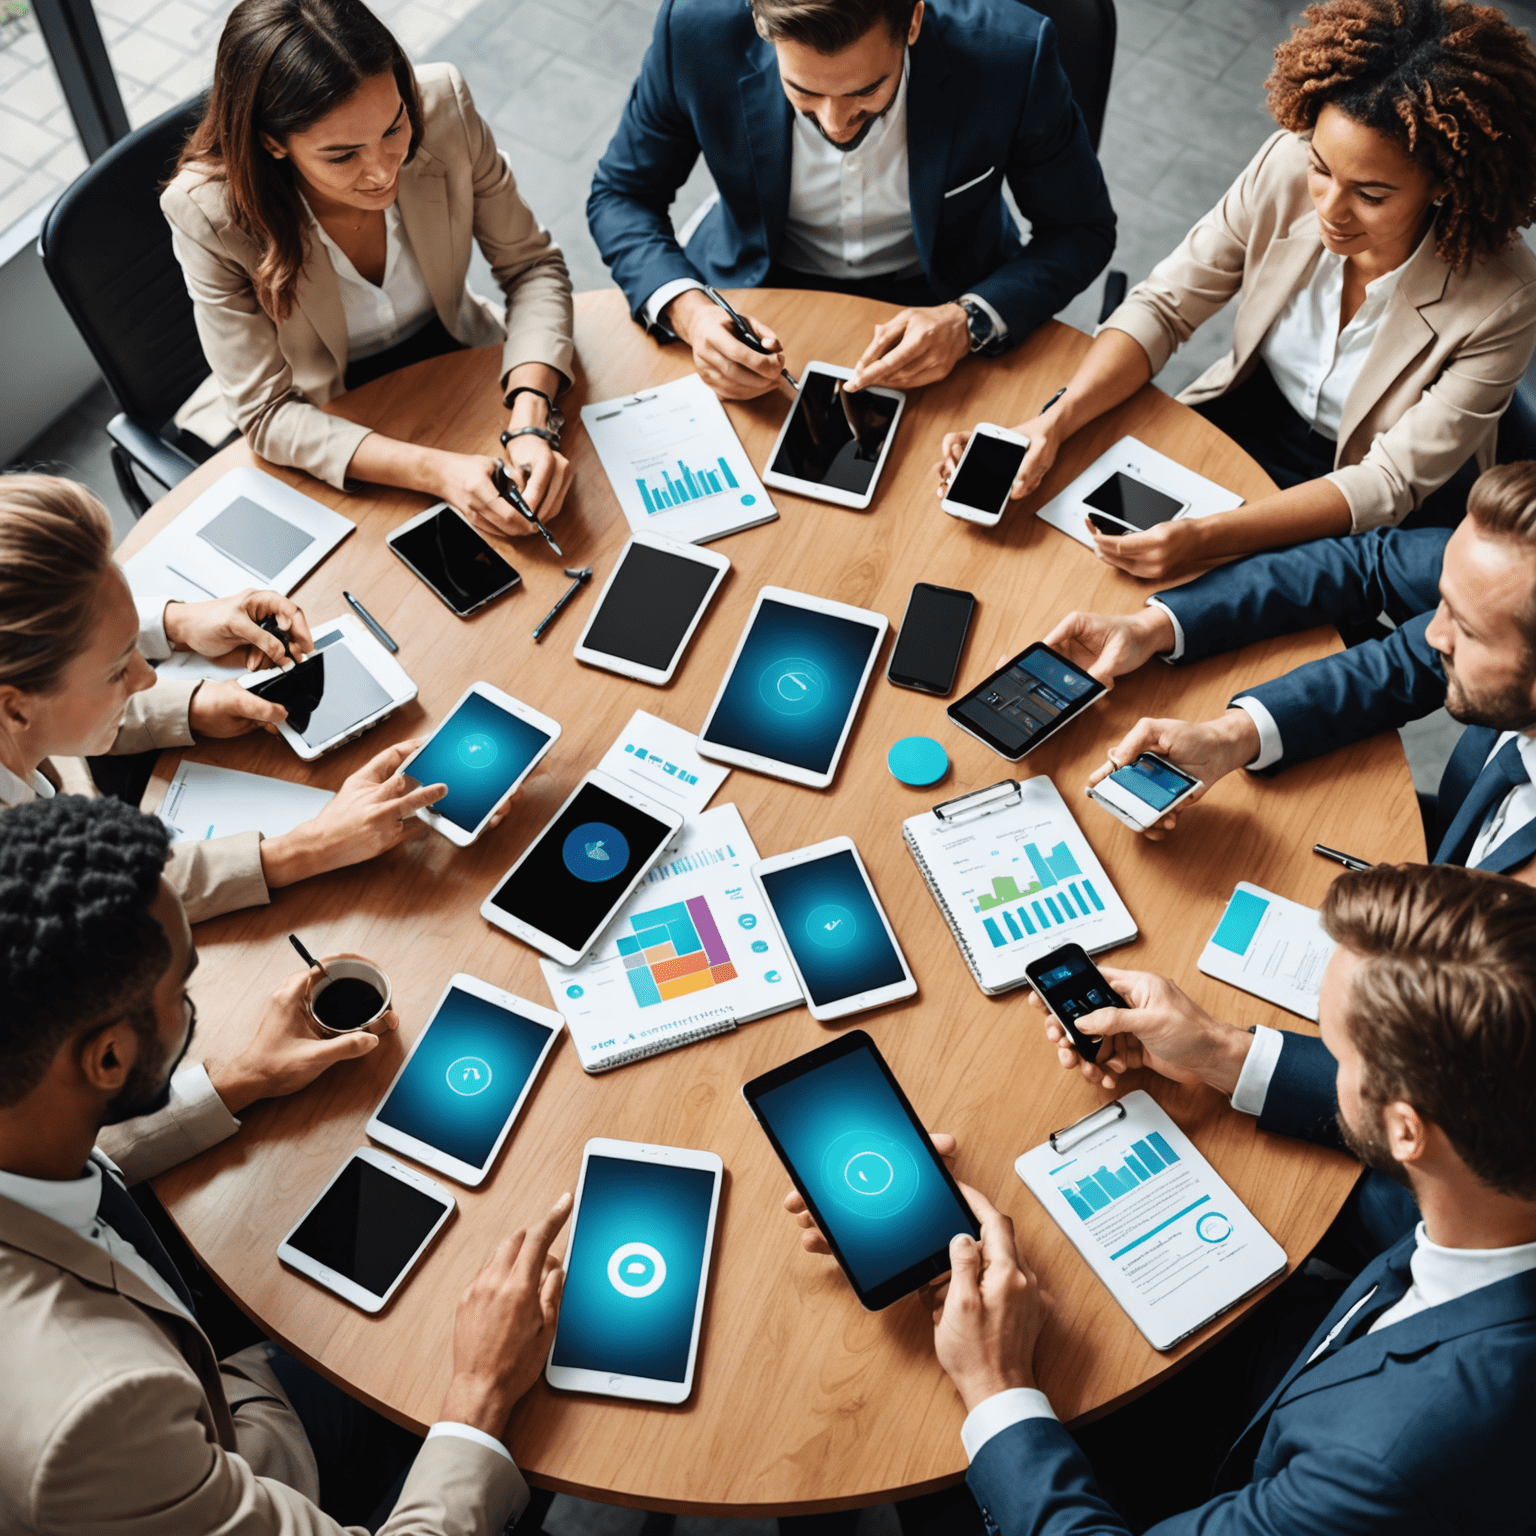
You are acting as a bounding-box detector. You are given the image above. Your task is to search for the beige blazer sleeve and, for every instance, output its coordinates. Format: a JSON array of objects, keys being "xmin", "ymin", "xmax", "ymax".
[
  {"xmin": 114, "ymin": 675, "xmax": 199, "ymax": 755},
  {"xmin": 95, "ymin": 1063, "xmax": 241, "ymax": 1184}
]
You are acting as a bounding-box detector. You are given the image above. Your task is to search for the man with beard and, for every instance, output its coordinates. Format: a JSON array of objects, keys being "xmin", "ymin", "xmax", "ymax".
[
  {"xmin": 0, "ymin": 795, "xmax": 571, "ymax": 1534},
  {"xmin": 587, "ymin": 0, "xmax": 1114, "ymax": 399},
  {"xmin": 1038, "ymin": 460, "xmax": 1536, "ymax": 881}
]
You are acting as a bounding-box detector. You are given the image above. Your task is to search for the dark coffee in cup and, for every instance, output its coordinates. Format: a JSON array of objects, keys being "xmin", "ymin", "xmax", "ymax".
[{"xmin": 312, "ymin": 977, "xmax": 385, "ymax": 1031}]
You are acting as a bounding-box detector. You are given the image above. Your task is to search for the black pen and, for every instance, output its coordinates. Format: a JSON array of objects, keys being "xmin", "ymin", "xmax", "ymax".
[
  {"xmin": 533, "ymin": 567, "xmax": 592, "ymax": 642},
  {"xmin": 1313, "ymin": 843, "xmax": 1374, "ymax": 872},
  {"xmin": 1040, "ymin": 386, "xmax": 1068, "ymax": 413},
  {"xmin": 492, "ymin": 461, "xmax": 564, "ymax": 557},
  {"xmin": 343, "ymin": 591, "xmax": 399, "ymax": 653},
  {"xmin": 703, "ymin": 285, "xmax": 799, "ymax": 389}
]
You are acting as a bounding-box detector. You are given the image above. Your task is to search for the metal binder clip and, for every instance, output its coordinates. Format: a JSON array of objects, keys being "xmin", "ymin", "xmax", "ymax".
[
  {"xmin": 931, "ymin": 779, "xmax": 1022, "ymax": 826},
  {"xmin": 1048, "ymin": 1100, "xmax": 1127, "ymax": 1154}
]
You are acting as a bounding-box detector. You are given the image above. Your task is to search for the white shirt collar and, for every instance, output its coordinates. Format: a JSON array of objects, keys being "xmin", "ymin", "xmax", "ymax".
[
  {"xmin": 0, "ymin": 758, "xmax": 54, "ymax": 809},
  {"xmin": 0, "ymin": 1156, "xmax": 103, "ymax": 1233},
  {"xmin": 1410, "ymin": 1219, "xmax": 1536, "ymax": 1307}
]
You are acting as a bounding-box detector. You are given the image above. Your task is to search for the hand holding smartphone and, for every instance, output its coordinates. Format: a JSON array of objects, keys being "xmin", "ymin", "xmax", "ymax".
[
  {"xmin": 1088, "ymin": 752, "xmax": 1203, "ymax": 831},
  {"xmin": 1024, "ymin": 944, "xmax": 1129, "ymax": 1065},
  {"xmin": 941, "ymin": 423, "xmax": 1029, "ymax": 525}
]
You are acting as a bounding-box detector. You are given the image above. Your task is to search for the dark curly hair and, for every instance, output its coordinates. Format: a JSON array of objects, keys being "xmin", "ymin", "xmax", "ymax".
[
  {"xmin": 1266, "ymin": 0, "xmax": 1536, "ymax": 270},
  {"xmin": 0, "ymin": 796, "xmax": 172, "ymax": 1106}
]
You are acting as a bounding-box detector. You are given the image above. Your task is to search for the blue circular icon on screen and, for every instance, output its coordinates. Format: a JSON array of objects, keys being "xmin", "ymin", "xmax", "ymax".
[
  {"xmin": 758, "ymin": 656, "xmax": 828, "ymax": 717},
  {"xmin": 607, "ymin": 1242, "xmax": 667, "ymax": 1298},
  {"xmin": 741, "ymin": 494, "xmax": 756, "ymax": 505},
  {"xmin": 562, "ymin": 822, "xmax": 629, "ymax": 882},
  {"xmin": 456, "ymin": 733, "xmax": 498, "ymax": 769},
  {"xmin": 821, "ymin": 1130, "xmax": 919, "ymax": 1220},
  {"xmin": 566, "ymin": 985, "xmax": 584, "ymax": 999},
  {"xmin": 1196, "ymin": 1212, "xmax": 1233, "ymax": 1244},
  {"xmin": 844, "ymin": 1150, "xmax": 894, "ymax": 1195},
  {"xmin": 447, "ymin": 1056, "xmax": 493, "ymax": 1097},
  {"xmin": 765, "ymin": 969, "xmax": 781, "ymax": 982},
  {"xmin": 751, "ymin": 939, "xmax": 769, "ymax": 953},
  {"xmin": 738, "ymin": 913, "xmax": 758, "ymax": 929},
  {"xmin": 806, "ymin": 902, "xmax": 857, "ymax": 949}
]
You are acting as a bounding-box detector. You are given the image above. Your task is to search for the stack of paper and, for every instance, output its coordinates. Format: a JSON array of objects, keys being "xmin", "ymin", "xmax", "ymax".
[
  {"xmin": 158, "ymin": 761, "xmax": 333, "ymax": 842},
  {"xmin": 1198, "ymin": 882, "xmax": 1335, "ymax": 1021}
]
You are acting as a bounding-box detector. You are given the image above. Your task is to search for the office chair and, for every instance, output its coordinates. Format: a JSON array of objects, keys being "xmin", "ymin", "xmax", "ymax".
[
  {"xmin": 1025, "ymin": 0, "xmax": 1128, "ymax": 323},
  {"xmin": 39, "ymin": 93, "xmax": 227, "ymax": 518}
]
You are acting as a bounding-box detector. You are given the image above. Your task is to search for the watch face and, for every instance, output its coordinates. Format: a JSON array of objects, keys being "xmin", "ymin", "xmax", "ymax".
[{"xmin": 959, "ymin": 301, "xmax": 990, "ymax": 351}]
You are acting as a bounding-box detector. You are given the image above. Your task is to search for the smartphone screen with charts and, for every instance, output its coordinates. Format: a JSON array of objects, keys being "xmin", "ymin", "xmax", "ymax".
[
  {"xmin": 887, "ymin": 583, "xmax": 976, "ymax": 694},
  {"xmin": 769, "ymin": 369, "xmax": 901, "ymax": 498},
  {"xmin": 367, "ymin": 979, "xmax": 563, "ymax": 1185},
  {"xmin": 945, "ymin": 431, "xmax": 1027, "ymax": 520},
  {"xmin": 1025, "ymin": 944, "xmax": 1129, "ymax": 1063},
  {"xmin": 1083, "ymin": 472, "xmax": 1186, "ymax": 533},
  {"xmin": 248, "ymin": 628, "xmax": 392, "ymax": 750},
  {"xmin": 1108, "ymin": 755, "xmax": 1198, "ymax": 813},
  {"xmin": 547, "ymin": 1141, "xmax": 721, "ymax": 1403},
  {"xmin": 388, "ymin": 505, "xmax": 520, "ymax": 616},
  {"xmin": 947, "ymin": 643, "xmax": 1104, "ymax": 759},
  {"xmin": 742, "ymin": 1031, "xmax": 979, "ymax": 1310}
]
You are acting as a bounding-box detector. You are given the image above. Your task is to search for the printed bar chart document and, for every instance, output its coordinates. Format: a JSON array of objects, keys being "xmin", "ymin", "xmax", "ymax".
[
  {"xmin": 1017, "ymin": 1091, "xmax": 1288, "ymax": 1351},
  {"xmin": 581, "ymin": 374, "xmax": 778, "ymax": 544},
  {"xmin": 540, "ymin": 803, "xmax": 802, "ymax": 1072},
  {"xmin": 158, "ymin": 761, "xmax": 333, "ymax": 842},
  {"xmin": 1198, "ymin": 882, "xmax": 1336, "ymax": 1021}
]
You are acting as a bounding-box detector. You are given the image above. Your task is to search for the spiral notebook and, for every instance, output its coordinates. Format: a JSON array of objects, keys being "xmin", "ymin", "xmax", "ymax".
[{"xmin": 902, "ymin": 778, "xmax": 1137, "ymax": 995}]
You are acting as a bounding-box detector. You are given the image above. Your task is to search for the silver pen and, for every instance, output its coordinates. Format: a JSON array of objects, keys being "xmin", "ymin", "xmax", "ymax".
[{"xmin": 343, "ymin": 590, "xmax": 398, "ymax": 653}]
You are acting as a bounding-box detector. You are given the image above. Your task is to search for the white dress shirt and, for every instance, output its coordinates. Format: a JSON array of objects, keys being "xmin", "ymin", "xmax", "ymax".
[
  {"xmin": 0, "ymin": 758, "xmax": 54, "ymax": 810},
  {"xmin": 306, "ymin": 199, "xmax": 436, "ymax": 361}
]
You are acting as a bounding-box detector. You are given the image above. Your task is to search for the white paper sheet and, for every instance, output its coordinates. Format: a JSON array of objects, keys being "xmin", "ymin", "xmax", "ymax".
[
  {"xmin": 158, "ymin": 761, "xmax": 333, "ymax": 842},
  {"xmin": 1197, "ymin": 882, "xmax": 1335, "ymax": 1021},
  {"xmin": 597, "ymin": 709, "xmax": 728, "ymax": 818}
]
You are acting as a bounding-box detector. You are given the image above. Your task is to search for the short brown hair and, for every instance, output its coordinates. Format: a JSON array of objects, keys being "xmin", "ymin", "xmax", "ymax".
[
  {"xmin": 0, "ymin": 474, "xmax": 118, "ymax": 696},
  {"xmin": 1266, "ymin": 0, "xmax": 1536, "ymax": 271},
  {"xmin": 750, "ymin": 0, "xmax": 917, "ymax": 52},
  {"xmin": 1465, "ymin": 462, "xmax": 1536, "ymax": 652},
  {"xmin": 1321, "ymin": 863, "xmax": 1536, "ymax": 1198}
]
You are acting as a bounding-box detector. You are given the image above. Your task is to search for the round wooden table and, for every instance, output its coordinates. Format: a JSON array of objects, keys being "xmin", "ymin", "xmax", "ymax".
[{"xmin": 130, "ymin": 289, "xmax": 1423, "ymax": 1517}]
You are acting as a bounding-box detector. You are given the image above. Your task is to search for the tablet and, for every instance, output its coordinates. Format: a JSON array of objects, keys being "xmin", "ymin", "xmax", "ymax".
[
  {"xmin": 947, "ymin": 642, "xmax": 1104, "ymax": 761},
  {"xmin": 696, "ymin": 587, "xmax": 887, "ymax": 789},
  {"xmin": 240, "ymin": 615, "xmax": 417, "ymax": 761},
  {"xmin": 762, "ymin": 363, "xmax": 906, "ymax": 510},
  {"xmin": 572, "ymin": 532, "xmax": 730, "ymax": 686},
  {"xmin": 742, "ymin": 1031, "xmax": 979, "ymax": 1310}
]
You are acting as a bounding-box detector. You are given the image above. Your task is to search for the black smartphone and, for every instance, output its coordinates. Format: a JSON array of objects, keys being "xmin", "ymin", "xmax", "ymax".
[
  {"xmin": 387, "ymin": 504, "xmax": 520, "ymax": 617},
  {"xmin": 946, "ymin": 642, "xmax": 1104, "ymax": 760},
  {"xmin": 887, "ymin": 582, "xmax": 976, "ymax": 695},
  {"xmin": 1024, "ymin": 943, "xmax": 1128, "ymax": 1064},
  {"xmin": 1083, "ymin": 472, "xmax": 1187, "ymax": 535}
]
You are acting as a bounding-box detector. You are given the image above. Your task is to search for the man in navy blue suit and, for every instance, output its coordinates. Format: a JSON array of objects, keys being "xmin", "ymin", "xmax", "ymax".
[
  {"xmin": 1042, "ymin": 461, "xmax": 1536, "ymax": 880},
  {"xmin": 787, "ymin": 863, "xmax": 1536, "ymax": 1533},
  {"xmin": 587, "ymin": 0, "xmax": 1114, "ymax": 399}
]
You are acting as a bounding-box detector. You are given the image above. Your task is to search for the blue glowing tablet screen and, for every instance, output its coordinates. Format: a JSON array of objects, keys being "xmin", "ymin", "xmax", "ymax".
[
  {"xmin": 551, "ymin": 1156, "xmax": 717, "ymax": 1382},
  {"xmin": 407, "ymin": 692, "xmax": 551, "ymax": 832}
]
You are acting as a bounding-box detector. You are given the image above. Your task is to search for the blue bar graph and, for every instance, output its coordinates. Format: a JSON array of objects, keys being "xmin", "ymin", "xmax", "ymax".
[
  {"xmin": 1058, "ymin": 1132, "xmax": 1181, "ymax": 1221},
  {"xmin": 1002, "ymin": 910, "xmax": 1023, "ymax": 940},
  {"xmin": 973, "ymin": 844, "xmax": 1110, "ymax": 948},
  {"xmin": 1083, "ymin": 879, "xmax": 1105, "ymax": 911},
  {"xmin": 983, "ymin": 917, "xmax": 1004, "ymax": 947},
  {"xmin": 636, "ymin": 455, "xmax": 746, "ymax": 513},
  {"xmin": 1033, "ymin": 900, "xmax": 1049, "ymax": 929}
]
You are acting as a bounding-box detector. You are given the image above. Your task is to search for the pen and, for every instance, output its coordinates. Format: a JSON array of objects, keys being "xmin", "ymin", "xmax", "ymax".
[
  {"xmin": 343, "ymin": 590, "xmax": 399, "ymax": 653},
  {"xmin": 1040, "ymin": 386, "xmax": 1068, "ymax": 413},
  {"xmin": 492, "ymin": 461, "xmax": 564, "ymax": 557},
  {"xmin": 1313, "ymin": 843, "xmax": 1374, "ymax": 872},
  {"xmin": 704, "ymin": 285, "xmax": 799, "ymax": 390},
  {"xmin": 533, "ymin": 566, "xmax": 592, "ymax": 642}
]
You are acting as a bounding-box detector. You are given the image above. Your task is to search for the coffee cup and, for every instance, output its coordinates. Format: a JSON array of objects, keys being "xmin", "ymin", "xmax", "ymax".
[{"xmin": 305, "ymin": 954, "xmax": 393, "ymax": 1037}]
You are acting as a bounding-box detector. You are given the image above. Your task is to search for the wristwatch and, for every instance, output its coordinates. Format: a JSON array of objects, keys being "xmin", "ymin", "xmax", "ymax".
[
  {"xmin": 953, "ymin": 296, "xmax": 996, "ymax": 354},
  {"xmin": 502, "ymin": 386, "xmax": 564, "ymax": 452}
]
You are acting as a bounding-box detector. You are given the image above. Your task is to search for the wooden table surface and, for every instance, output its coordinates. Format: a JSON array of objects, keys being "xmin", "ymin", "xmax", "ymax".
[{"xmin": 129, "ymin": 289, "xmax": 1422, "ymax": 1516}]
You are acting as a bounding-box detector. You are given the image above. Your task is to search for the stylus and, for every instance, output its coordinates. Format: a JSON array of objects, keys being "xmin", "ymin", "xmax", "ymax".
[
  {"xmin": 533, "ymin": 567, "xmax": 593, "ymax": 642},
  {"xmin": 1313, "ymin": 843, "xmax": 1374, "ymax": 872},
  {"xmin": 343, "ymin": 591, "xmax": 399, "ymax": 653},
  {"xmin": 491, "ymin": 462, "xmax": 565, "ymax": 558},
  {"xmin": 703, "ymin": 286, "xmax": 799, "ymax": 389}
]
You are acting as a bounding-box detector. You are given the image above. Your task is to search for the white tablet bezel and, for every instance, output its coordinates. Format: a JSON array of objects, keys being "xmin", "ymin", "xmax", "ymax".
[
  {"xmin": 941, "ymin": 422, "xmax": 1029, "ymax": 526},
  {"xmin": 239, "ymin": 613, "xmax": 417, "ymax": 762},
  {"xmin": 751, "ymin": 835, "xmax": 918, "ymax": 1022},
  {"xmin": 385, "ymin": 502, "xmax": 521, "ymax": 617},
  {"xmin": 545, "ymin": 1137, "xmax": 723, "ymax": 1404},
  {"xmin": 571, "ymin": 531, "xmax": 730, "ymax": 686},
  {"xmin": 365, "ymin": 975, "xmax": 565, "ymax": 1186},
  {"xmin": 400, "ymin": 682, "xmax": 561, "ymax": 847},
  {"xmin": 479, "ymin": 769, "xmax": 685, "ymax": 966},
  {"xmin": 276, "ymin": 1147, "xmax": 455, "ymax": 1313},
  {"xmin": 761, "ymin": 362, "xmax": 907, "ymax": 511},
  {"xmin": 695, "ymin": 585, "xmax": 887, "ymax": 789}
]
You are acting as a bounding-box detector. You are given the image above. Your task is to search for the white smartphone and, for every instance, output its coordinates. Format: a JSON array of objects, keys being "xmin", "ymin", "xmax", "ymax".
[
  {"xmin": 240, "ymin": 614, "xmax": 417, "ymax": 761},
  {"xmin": 572, "ymin": 532, "xmax": 730, "ymax": 686},
  {"xmin": 480, "ymin": 769, "xmax": 685, "ymax": 966},
  {"xmin": 752, "ymin": 835, "xmax": 917, "ymax": 1022},
  {"xmin": 545, "ymin": 1137, "xmax": 722, "ymax": 1404},
  {"xmin": 387, "ymin": 502, "xmax": 520, "ymax": 617},
  {"xmin": 1088, "ymin": 752, "xmax": 1204, "ymax": 831},
  {"xmin": 941, "ymin": 422, "xmax": 1029, "ymax": 526},
  {"xmin": 277, "ymin": 1147, "xmax": 455, "ymax": 1313},
  {"xmin": 366, "ymin": 975, "xmax": 565, "ymax": 1186},
  {"xmin": 696, "ymin": 586, "xmax": 887, "ymax": 789},
  {"xmin": 762, "ymin": 363, "xmax": 906, "ymax": 511},
  {"xmin": 399, "ymin": 682, "xmax": 560, "ymax": 847}
]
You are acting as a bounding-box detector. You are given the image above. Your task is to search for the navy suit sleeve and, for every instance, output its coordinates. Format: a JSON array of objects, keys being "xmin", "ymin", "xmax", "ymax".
[
  {"xmin": 586, "ymin": 0, "xmax": 705, "ymax": 329},
  {"xmin": 1255, "ymin": 1033, "xmax": 1344, "ymax": 1150},
  {"xmin": 970, "ymin": 24, "xmax": 1115, "ymax": 342}
]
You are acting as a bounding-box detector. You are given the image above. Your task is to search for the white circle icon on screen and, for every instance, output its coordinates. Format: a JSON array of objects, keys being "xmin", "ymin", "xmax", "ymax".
[
  {"xmin": 607, "ymin": 1242, "xmax": 667, "ymax": 1298},
  {"xmin": 844, "ymin": 1150, "xmax": 894, "ymax": 1196},
  {"xmin": 446, "ymin": 1056, "xmax": 493, "ymax": 1096},
  {"xmin": 758, "ymin": 656, "xmax": 827, "ymax": 717}
]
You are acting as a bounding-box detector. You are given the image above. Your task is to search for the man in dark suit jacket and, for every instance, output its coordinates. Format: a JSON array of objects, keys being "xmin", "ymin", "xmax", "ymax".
[
  {"xmin": 1041, "ymin": 461, "xmax": 1536, "ymax": 879},
  {"xmin": 587, "ymin": 0, "xmax": 1114, "ymax": 399}
]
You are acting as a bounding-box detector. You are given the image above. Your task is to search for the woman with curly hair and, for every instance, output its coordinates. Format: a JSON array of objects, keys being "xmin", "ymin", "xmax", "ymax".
[{"xmin": 937, "ymin": 0, "xmax": 1536, "ymax": 580}]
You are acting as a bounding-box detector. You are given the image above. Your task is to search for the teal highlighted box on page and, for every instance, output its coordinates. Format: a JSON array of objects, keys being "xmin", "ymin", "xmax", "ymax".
[{"xmin": 1210, "ymin": 888, "xmax": 1269, "ymax": 954}]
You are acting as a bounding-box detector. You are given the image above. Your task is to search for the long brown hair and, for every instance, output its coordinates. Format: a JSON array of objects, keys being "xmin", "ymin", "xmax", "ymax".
[{"xmin": 176, "ymin": 0, "xmax": 424, "ymax": 322}]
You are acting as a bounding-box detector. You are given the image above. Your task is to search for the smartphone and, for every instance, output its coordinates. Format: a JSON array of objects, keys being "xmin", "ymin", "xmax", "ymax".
[
  {"xmin": 400, "ymin": 681, "xmax": 560, "ymax": 847},
  {"xmin": 366, "ymin": 975, "xmax": 564, "ymax": 1186},
  {"xmin": 545, "ymin": 1138, "xmax": 722, "ymax": 1404},
  {"xmin": 1088, "ymin": 752, "xmax": 1203, "ymax": 832},
  {"xmin": 947, "ymin": 642, "xmax": 1105, "ymax": 760},
  {"xmin": 387, "ymin": 503, "xmax": 520, "ymax": 617},
  {"xmin": 887, "ymin": 583, "xmax": 976, "ymax": 695},
  {"xmin": 277, "ymin": 1148, "xmax": 455, "ymax": 1312},
  {"xmin": 1024, "ymin": 943, "xmax": 1129, "ymax": 1064},
  {"xmin": 480, "ymin": 770, "xmax": 685, "ymax": 966},
  {"xmin": 752, "ymin": 836, "xmax": 916, "ymax": 1022},
  {"xmin": 1082, "ymin": 471, "xmax": 1189, "ymax": 536},
  {"xmin": 741, "ymin": 1030, "xmax": 980, "ymax": 1310},
  {"xmin": 941, "ymin": 423, "xmax": 1029, "ymax": 525}
]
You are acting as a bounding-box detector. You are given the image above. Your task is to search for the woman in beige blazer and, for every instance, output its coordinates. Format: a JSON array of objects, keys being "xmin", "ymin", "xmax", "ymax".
[
  {"xmin": 938, "ymin": 0, "xmax": 1536, "ymax": 581},
  {"xmin": 163, "ymin": 0, "xmax": 574, "ymax": 537}
]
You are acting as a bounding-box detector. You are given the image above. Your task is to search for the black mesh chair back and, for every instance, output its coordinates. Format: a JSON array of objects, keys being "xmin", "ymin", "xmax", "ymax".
[{"xmin": 1027, "ymin": 0, "xmax": 1117, "ymax": 153}]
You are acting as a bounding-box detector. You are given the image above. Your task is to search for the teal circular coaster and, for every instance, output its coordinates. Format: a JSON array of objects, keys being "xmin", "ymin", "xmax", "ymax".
[{"xmin": 887, "ymin": 735, "xmax": 949, "ymax": 787}]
